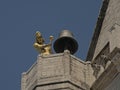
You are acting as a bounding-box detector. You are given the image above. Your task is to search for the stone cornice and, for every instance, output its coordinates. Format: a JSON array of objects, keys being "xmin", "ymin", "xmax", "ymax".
[{"xmin": 91, "ymin": 47, "xmax": 120, "ymax": 90}]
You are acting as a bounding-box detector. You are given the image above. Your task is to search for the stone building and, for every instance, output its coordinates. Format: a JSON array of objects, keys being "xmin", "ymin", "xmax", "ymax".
[{"xmin": 21, "ymin": 0, "xmax": 120, "ymax": 90}]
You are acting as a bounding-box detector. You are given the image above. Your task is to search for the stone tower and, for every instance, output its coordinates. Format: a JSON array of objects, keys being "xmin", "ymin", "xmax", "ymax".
[
  {"xmin": 21, "ymin": 30, "xmax": 95, "ymax": 90},
  {"xmin": 21, "ymin": 0, "xmax": 120, "ymax": 90}
]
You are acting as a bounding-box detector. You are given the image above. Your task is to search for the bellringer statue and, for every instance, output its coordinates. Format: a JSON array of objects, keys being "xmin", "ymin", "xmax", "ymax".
[{"xmin": 33, "ymin": 31, "xmax": 54, "ymax": 55}]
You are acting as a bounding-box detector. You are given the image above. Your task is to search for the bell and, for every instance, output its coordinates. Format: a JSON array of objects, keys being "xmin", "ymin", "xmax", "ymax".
[{"xmin": 53, "ymin": 30, "xmax": 78, "ymax": 54}]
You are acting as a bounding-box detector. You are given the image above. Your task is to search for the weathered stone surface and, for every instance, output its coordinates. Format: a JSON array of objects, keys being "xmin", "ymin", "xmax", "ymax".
[
  {"xmin": 93, "ymin": 0, "xmax": 120, "ymax": 61},
  {"xmin": 105, "ymin": 74, "xmax": 120, "ymax": 90},
  {"xmin": 91, "ymin": 48, "xmax": 120, "ymax": 90},
  {"xmin": 21, "ymin": 51, "xmax": 95, "ymax": 90},
  {"xmin": 21, "ymin": 48, "xmax": 120, "ymax": 90}
]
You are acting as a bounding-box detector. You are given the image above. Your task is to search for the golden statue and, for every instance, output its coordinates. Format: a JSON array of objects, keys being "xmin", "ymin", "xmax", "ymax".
[{"xmin": 33, "ymin": 31, "xmax": 54, "ymax": 55}]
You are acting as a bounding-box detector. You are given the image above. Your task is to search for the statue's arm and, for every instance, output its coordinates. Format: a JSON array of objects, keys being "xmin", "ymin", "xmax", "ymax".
[{"xmin": 33, "ymin": 43, "xmax": 43, "ymax": 48}]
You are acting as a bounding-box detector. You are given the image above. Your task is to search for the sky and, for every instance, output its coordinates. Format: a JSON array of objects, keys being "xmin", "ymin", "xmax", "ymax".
[{"xmin": 0, "ymin": 0, "xmax": 102, "ymax": 90}]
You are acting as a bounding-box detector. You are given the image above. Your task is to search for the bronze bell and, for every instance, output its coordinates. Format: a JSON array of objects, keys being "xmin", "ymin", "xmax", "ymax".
[{"xmin": 53, "ymin": 30, "xmax": 78, "ymax": 54}]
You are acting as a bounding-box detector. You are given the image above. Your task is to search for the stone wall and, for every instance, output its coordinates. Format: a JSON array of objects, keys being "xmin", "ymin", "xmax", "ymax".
[
  {"xmin": 21, "ymin": 51, "xmax": 95, "ymax": 90},
  {"xmin": 91, "ymin": 48, "xmax": 120, "ymax": 90},
  {"xmin": 93, "ymin": 0, "xmax": 120, "ymax": 60}
]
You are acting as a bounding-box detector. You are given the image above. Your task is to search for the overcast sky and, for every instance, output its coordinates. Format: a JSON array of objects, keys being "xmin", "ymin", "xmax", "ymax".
[{"xmin": 0, "ymin": 0, "xmax": 102, "ymax": 90}]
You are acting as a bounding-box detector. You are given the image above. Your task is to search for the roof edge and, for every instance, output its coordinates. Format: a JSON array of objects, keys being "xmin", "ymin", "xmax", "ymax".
[{"xmin": 86, "ymin": 0, "xmax": 110, "ymax": 61}]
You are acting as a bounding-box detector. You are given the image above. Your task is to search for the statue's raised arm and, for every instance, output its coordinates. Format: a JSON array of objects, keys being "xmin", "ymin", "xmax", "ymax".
[{"xmin": 33, "ymin": 31, "xmax": 54, "ymax": 55}]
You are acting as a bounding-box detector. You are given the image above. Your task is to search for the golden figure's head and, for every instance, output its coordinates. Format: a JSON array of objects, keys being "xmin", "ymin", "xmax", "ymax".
[{"xmin": 35, "ymin": 31, "xmax": 45, "ymax": 44}]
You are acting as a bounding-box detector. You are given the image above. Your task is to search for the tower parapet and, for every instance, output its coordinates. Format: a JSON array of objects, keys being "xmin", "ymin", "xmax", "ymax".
[{"xmin": 21, "ymin": 50, "xmax": 95, "ymax": 90}]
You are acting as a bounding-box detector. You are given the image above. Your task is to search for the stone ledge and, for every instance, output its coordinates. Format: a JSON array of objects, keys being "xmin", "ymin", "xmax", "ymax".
[{"xmin": 33, "ymin": 80, "xmax": 85, "ymax": 90}]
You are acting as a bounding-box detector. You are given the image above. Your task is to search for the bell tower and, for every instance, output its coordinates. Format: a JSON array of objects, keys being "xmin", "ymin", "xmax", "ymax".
[
  {"xmin": 21, "ymin": 30, "xmax": 95, "ymax": 90},
  {"xmin": 21, "ymin": 0, "xmax": 120, "ymax": 89}
]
